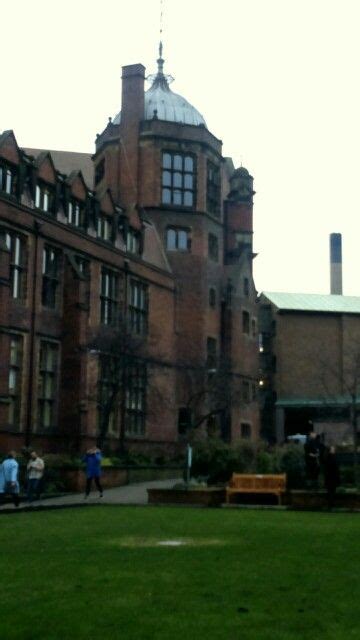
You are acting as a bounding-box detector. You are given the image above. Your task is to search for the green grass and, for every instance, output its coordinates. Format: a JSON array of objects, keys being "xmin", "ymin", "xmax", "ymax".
[{"xmin": 0, "ymin": 507, "xmax": 359, "ymax": 639}]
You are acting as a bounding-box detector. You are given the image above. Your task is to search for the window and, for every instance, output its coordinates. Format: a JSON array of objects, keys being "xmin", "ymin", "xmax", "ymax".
[
  {"xmin": 0, "ymin": 164, "xmax": 15, "ymax": 195},
  {"xmin": 244, "ymin": 277, "xmax": 249, "ymax": 297},
  {"xmin": 252, "ymin": 383, "xmax": 257, "ymax": 401},
  {"xmin": 0, "ymin": 230, "xmax": 27, "ymax": 300},
  {"xmin": 251, "ymin": 318, "xmax": 257, "ymax": 338},
  {"xmin": 68, "ymin": 199, "xmax": 85, "ymax": 228},
  {"xmin": 208, "ymin": 234, "xmax": 219, "ymax": 262},
  {"xmin": 241, "ymin": 422, "xmax": 251, "ymax": 439},
  {"xmin": 97, "ymin": 356, "xmax": 118, "ymax": 436},
  {"xmin": 207, "ymin": 337, "xmax": 217, "ymax": 371},
  {"xmin": 178, "ymin": 407, "xmax": 192, "ymax": 435},
  {"xmin": 97, "ymin": 214, "xmax": 112, "ymax": 242},
  {"xmin": 166, "ymin": 227, "xmax": 191, "ymax": 251},
  {"xmin": 162, "ymin": 152, "xmax": 195, "ymax": 207},
  {"xmin": 242, "ymin": 380, "xmax": 250, "ymax": 403},
  {"xmin": 209, "ymin": 287, "xmax": 216, "ymax": 307},
  {"xmin": 125, "ymin": 364, "xmax": 147, "ymax": 436},
  {"xmin": 95, "ymin": 158, "xmax": 105, "ymax": 185},
  {"xmin": 38, "ymin": 340, "xmax": 59, "ymax": 430},
  {"xmin": 236, "ymin": 232, "xmax": 252, "ymax": 248},
  {"xmin": 242, "ymin": 311, "xmax": 250, "ymax": 334},
  {"xmin": 207, "ymin": 161, "xmax": 221, "ymax": 216},
  {"xmin": 35, "ymin": 184, "xmax": 52, "ymax": 213},
  {"xmin": 8, "ymin": 334, "xmax": 23, "ymax": 428},
  {"xmin": 100, "ymin": 268, "xmax": 119, "ymax": 326},
  {"xmin": 75, "ymin": 255, "xmax": 90, "ymax": 278},
  {"xmin": 129, "ymin": 280, "xmax": 148, "ymax": 335},
  {"xmin": 42, "ymin": 246, "xmax": 61, "ymax": 309},
  {"xmin": 126, "ymin": 229, "xmax": 141, "ymax": 254}
]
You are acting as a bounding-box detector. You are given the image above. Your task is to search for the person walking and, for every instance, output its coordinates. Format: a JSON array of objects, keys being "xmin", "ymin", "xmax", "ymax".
[
  {"xmin": 0, "ymin": 451, "xmax": 20, "ymax": 507},
  {"xmin": 324, "ymin": 446, "xmax": 340, "ymax": 509},
  {"xmin": 83, "ymin": 447, "xmax": 104, "ymax": 498},
  {"xmin": 26, "ymin": 451, "xmax": 45, "ymax": 503}
]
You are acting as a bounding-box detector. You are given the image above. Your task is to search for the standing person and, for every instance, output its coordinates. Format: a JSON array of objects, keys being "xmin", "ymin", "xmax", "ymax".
[
  {"xmin": 324, "ymin": 446, "xmax": 340, "ymax": 509},
  {"xmin": 0, "ymin": 460, "xmax": 5, "ymax": 503},
  {"xmin": 83, "ymin": 447, "xmax": 103, "ymax": 498},
  {"xmin": 1, "ymin": 451, "xmax": 20, "ymax": 507},
  {"xmin": 304, "ymin": 432, "xmax": 320, "ymax": 489},
  {"xmin": 26, "ymin": 451, "xmax": 45, "ymax": 503}
]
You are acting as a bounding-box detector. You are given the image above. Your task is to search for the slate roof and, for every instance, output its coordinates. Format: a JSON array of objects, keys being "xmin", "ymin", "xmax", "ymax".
[{"xmin": 23, "ymin": 148, "xmax": 94, "ymax": 188}]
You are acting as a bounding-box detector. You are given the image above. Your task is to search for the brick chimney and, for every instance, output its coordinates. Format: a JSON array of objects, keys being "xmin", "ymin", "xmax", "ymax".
[{"xmin": 119, "ymin": 64, "xmax": 145, "ymax": 208}]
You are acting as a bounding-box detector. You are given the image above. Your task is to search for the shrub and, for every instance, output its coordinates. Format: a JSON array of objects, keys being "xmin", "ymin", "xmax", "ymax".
[
  {"xmin": 191, "ymin": 439, "xmax": 308, "ymax": 488},
  {"xmin": 276, "ymin": 444, "xmax": 306, "ymax": 489}
]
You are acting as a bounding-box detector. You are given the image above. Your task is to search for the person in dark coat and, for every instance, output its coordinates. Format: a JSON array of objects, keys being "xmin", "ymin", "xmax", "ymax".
[
  {"xmin": 304, "ymin": 432, "xmax": 320, "ymax": 488},
  {"xmin": 83, "ymin": 447, "xmax": 104, "ymax": 498},
  {"xmin": 324, "ymin": 446, "xmax": 340, "ymax": 509}
]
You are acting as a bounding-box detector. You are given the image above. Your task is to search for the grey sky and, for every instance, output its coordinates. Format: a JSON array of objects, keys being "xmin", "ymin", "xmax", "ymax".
[{"xmin": 2, "ymin": 0, "xmax": 359, "ymax": 295}]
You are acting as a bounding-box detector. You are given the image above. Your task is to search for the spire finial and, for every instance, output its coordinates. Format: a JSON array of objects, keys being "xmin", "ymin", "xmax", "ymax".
[{"xmin": 157, "ymin": 0, "xmax": 164, "ymax": 74}]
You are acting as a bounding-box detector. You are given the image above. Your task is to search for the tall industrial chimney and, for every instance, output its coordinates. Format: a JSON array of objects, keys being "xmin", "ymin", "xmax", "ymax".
[{"xmin": 330, "ymin": 233, "xmax": 343, "ymax": 295}]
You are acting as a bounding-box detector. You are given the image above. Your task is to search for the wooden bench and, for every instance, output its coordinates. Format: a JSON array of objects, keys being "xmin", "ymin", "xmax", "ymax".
[{"xmin": 226, "ymin": 473, "xmax": 287, "ymax": 505}]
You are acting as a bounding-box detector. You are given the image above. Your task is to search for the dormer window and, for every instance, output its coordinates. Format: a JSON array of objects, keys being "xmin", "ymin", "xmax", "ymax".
[
  {"xmin": 97, "ymin": 214, "xmax": 112, "ymax": 242},
  {"xmin": 126, "ymin": 229, "xmax": 141, "ymax": 254},
  {"xmin": 162, "ymin": 152, "xmax": 195, "ymax": 208},
  {"xmin": 0, "ymin": 164, "xmax": 15, "ymax": 195},
  {"xmin": 35, "ymin": 184, "xmax": 52, "ymax": 213},
  {"xmin": 68, "ymin": 199, "xmax": 85, "ymax": 228}
]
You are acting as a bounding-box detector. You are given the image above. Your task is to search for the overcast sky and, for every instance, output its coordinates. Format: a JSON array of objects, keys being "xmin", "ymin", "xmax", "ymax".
[{"xmin": 2, "ymin": 0, "xmax": 360, "ymax": 295}]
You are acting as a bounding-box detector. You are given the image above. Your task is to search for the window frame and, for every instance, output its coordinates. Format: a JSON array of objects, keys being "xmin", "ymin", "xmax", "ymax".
[
  {"xmin": 125, "ymin": 362, "xmax": 147, "ymax": 437},
  {"xmin": 0, "ymin": 162, "xmax": 16, "ymax": 196},
  {"xmin": 42, "ymin": 245, "xmax": 61, "ymax": 310},
  {"xmin": 208, "ymin": 233, "xmax": 219, "ymax": 262},
  {"xmin": 37, "ymin": 339, "xmax": 60, "ymax": 432},
  {"xmin": 0, "ymin": 229, "xmax": 27, "ymax": 301},
  {"xmin": 128, "ymin": 279, "xmax": 148, "ymax": 336},
  {"xmin": 8, "ymin": 333, "xmax": 23, "ymax": 429},
  {"xmin": 35, "ymin": 182, "xmax": 53, "ymax": 213},
  {"xmin": 166, "ymin": 227, "xmax": 191, "ymax": 252},
  {"xmin": 161, "ymin": 151, "xmax": 196, "ymax": 209},
  {"xmin": 100, "ymin": 267, "xmax": 119, "ymax": 327},
  {"xmin": 207, "ymin": 160, "xmax": 221, "ymax": 216},
  {"xmin": 68, "ymin": 198, "xmax": 85, "ymax": 229}
]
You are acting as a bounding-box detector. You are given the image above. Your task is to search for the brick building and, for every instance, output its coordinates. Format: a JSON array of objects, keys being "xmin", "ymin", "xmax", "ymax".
[
  {"xmin": 0, "ymin": 50, "xmax": 259, "ymax": 455},
  {"xmin": 259, "ymin": 292, "xmax": 360, "ymax": 445}
]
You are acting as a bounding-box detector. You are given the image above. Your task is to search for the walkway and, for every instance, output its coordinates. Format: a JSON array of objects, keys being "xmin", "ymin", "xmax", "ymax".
[{"xmin": 0, "ymin": 478, "xmax": 180, "ymax": 512}]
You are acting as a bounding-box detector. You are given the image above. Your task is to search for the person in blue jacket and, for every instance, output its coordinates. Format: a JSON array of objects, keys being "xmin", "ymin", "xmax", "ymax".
[
  {"xmin": 83, "ymin": 447, "xmax": 103, "ymax": 498},
  {"xmin": 0, "ymin": 451, "xmax": 20, "ymax": 507}
]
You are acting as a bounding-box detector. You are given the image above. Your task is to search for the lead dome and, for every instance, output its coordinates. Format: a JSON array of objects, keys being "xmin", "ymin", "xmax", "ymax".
[{"xmin": 112, "ymin": 48, "xmax": 206, "ymax": 128}]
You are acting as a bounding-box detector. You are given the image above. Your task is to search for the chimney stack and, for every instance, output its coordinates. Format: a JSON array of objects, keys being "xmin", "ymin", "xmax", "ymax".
[{"xmin": 330, "ymin": 233, "xmax": 343, "ymax": 295}]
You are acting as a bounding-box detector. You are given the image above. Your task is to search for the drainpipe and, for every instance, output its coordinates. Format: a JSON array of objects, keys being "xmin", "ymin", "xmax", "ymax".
[{"xmin": 25, "ymin": 220, "xmax": 42, "ymax": 447}]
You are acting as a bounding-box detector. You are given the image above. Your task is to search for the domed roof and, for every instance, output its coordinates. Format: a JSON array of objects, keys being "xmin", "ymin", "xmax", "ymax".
[{"xmin": 113, "ymin": 48, "xmax": 207, "ymax": 128}]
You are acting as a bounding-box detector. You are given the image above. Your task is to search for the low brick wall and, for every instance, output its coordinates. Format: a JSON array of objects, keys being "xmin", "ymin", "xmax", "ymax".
[
  {"xmin": 56, "ymin": 466, "xmax": 183, "ymax": 493},
  {"xmin": 147, "ymin": 487, "xmax": 226, "ymax": 506},
  {"xmin": 289, "ymin": 491, "xmax": 360, "ymax": 509}
]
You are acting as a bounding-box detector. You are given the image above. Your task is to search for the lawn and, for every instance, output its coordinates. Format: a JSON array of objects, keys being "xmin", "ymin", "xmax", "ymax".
[{"xmin": 0, "ymin": 506, "xmax": 359, "ymax": 640}]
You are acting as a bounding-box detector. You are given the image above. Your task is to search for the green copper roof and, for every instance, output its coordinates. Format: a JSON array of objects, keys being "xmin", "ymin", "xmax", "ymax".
[{"xmin": 262, "ymin": 292, "xmax": 360, "ymax": 314}]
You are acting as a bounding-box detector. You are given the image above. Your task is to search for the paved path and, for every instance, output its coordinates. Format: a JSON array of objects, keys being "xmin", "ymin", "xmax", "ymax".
[{"xmin": 0, "ymin": 478, "xmax": 180, "ymax": 512}]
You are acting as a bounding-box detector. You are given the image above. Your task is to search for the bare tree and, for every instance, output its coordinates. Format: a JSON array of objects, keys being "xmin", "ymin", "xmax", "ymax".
[
  {"xmin": 87, "ymin": 322, "xmax": 170, "ymax": 452},
  {"xmin": 318, "ymin": 340, "xmax": 360, "ymax": 485},
  {"xmin": 177, "ymin": 355, "xmax": 254, "ymax": 441}
]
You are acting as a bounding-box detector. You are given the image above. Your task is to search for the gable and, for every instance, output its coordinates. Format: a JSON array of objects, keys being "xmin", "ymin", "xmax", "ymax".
[
  {"xmin": 36, "ymin": 153, "xmax": 57, "ymax": 184},
  {"xmin": 68, "ymin": 172, "xmax": 87, "ymax": 201},
  {"xmin": 99, "ymin": 190, "xmax": 114, "ymax": 215},
  {"xmin": 0, "ymin": 130, "xmax": 21, "ymax": 165}
]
